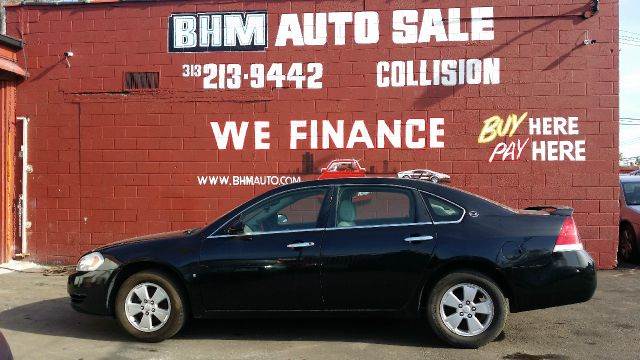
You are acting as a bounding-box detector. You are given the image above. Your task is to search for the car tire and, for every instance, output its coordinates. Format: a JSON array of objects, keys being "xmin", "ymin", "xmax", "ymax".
[
  {"xmin": 115, "ymin": 270, "xmax": 186, "ymax": 342},
  {"xmin": 618, "ymin": 224, "xmax": 639, "ymax": 263},
  {"xmin": 426, "ymin": 271, "xmax": 508, "ymax": 349}
]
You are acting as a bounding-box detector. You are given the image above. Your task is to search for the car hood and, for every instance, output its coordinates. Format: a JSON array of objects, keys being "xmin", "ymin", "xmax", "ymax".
[{"xmin": 94, "ymin": 229, "xmax": 197, "ymax": 253}]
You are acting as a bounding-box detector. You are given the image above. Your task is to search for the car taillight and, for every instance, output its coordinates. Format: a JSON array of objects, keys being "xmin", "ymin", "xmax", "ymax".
[{"xmin": 553, "ymin": 217, "xmax": 583, "ymax": 252}]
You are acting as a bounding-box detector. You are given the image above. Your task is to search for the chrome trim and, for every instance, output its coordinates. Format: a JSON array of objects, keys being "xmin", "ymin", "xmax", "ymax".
[
  {"xmin": 211, "ymin": 222, "xmax": 435, "ymax": 237},
  {"xmin": 210, "ymin": 227, "xmax": 326, "ymax": 238},
  {"xmin": 325, "ymin": 222, "xmax": 433, "ymax": 231},
  {"xmin": 287, "ymin": 242, "xmax": 315, "ymax": 249},
  {"xmin": 207, "ymin": 185, "xmax": 332, "ymax": 238},
  {"xmin": 419, "ymin": 191, "xmax": 466, "ymax": 224},
  {"xmin": 206, "ymin": 183, "xmax": 465, "ymax": 239},
  {"xmin": 404, "ymin": 235, "xmax": 434, "ymax": 242}
]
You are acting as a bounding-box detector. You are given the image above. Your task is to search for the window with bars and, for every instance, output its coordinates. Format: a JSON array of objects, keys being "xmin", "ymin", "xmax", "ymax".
[{"xmin": 124, "ymin": 72, "xmax": 159, "ymax": 90}]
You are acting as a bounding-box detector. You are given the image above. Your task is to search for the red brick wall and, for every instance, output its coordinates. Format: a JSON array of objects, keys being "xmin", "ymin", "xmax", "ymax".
[{"xmin": 6, "ymin": 0, "xmax": 619, "ymax": 267}]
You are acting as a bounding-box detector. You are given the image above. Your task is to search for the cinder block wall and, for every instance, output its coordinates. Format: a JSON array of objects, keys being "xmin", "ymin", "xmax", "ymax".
[{"xmin": 7, "ymin": 0, "xmax": 619, "ymax": 267}]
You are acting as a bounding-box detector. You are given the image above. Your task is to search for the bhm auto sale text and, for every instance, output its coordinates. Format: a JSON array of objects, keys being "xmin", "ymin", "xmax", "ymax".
[{"xmin": 170, "ymin": 7, "xmax": 586, "ymax": 162}]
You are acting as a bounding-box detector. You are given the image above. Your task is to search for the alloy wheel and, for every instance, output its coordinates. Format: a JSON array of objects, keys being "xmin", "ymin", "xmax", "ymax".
[
  {"xmin": 439, "ymin": 283, "xmax": 494, "ymax": 337},
  {"xmin": 124, "ymin": 282, "xmax": 172, "ymax": 333}
]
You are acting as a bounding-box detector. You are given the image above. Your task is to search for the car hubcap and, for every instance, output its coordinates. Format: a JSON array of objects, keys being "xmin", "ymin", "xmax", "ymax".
[
  {"xmin": 125, "ymin": 282, "xmax": 171, "ymax": 332},
  {"xmin": 439, "ymin": 283, "xmax": 494, "ymax": 337}
]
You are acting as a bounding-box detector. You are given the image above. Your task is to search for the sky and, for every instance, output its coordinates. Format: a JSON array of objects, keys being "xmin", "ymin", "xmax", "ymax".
[{"xmin": 620, "ymin": 0, "xmax": 640, "ymax": 160}]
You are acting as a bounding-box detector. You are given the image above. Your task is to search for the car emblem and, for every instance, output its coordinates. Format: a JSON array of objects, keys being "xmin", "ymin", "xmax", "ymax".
[{"xmin": 469, "ymin": 211, "xmax": 479, "ymax": 218}]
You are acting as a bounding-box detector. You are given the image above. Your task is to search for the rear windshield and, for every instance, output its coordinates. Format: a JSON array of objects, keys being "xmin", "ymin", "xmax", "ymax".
[
  {"xmin": 623, "ymin": 181, "xmax": 640, "ymax": 206},
  {"xmin": 446, "ymin": 187, "xmax": 518, "ymax": 213}
]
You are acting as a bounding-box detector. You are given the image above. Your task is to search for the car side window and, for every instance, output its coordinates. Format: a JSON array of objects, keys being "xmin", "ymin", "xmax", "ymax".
[
  {"xmin": 622, "ymin": 182, "xmax": 640, "ymax": 206},
  {"xmin": 421, "ymin": 193, "xmax": 464, "ymax": 223},
  {"xmin": 234, "ymin": 188, "xmax": 328, "ymax": 235},
  {"xmin": 335, "ymin": 187, "xmax": 415, "ymax": 228}
]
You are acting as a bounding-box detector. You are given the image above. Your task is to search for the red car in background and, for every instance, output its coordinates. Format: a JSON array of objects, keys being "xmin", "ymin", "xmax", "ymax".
[{"xmin": 318, "ymin": 159, "xmax": 366, "ymax": 180}]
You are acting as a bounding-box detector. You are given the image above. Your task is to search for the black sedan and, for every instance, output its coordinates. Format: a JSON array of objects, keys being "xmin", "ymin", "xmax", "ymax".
[
  {"xmin": 0, "ymin": 331, "xmax": 12, "ymax": 360},
  {"xmin": 68, "ymin": 177, "xmax": 596, "ymax": 348}
]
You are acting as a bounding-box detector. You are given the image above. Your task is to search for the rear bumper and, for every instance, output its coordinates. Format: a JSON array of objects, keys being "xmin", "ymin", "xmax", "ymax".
[
  {"xmin": 68, "ymin": 270, "xmax": 115, "ymax": 316},
  {"xmin": 510, "ymin": 250, "xmax": 596, "ymax": 312}
]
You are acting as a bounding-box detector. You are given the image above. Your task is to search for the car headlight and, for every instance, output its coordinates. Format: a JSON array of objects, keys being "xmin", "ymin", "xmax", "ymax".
[{"xmin": 76, "ymin": 252, "xmax": 104, "ymax": 271}]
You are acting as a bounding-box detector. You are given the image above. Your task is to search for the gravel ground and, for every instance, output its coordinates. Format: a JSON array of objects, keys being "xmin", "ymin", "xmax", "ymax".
[{"xmin": 0, "ymin": 266, "xmax": 639, "ymax": 360}]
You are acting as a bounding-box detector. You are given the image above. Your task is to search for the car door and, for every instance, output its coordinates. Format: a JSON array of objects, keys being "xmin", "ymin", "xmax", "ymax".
[
  {"xmin": 198, "ymin": 186, "xmax": 331, "ymax": 311},
  {"xmin": 320, "ymin": 185, "xmax": 437, "ymax": 310}
]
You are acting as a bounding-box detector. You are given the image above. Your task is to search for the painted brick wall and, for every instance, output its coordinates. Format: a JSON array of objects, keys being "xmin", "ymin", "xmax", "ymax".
[{"xmin": 6, "ymin": 0, "xmax": 619, "ymax": 267}]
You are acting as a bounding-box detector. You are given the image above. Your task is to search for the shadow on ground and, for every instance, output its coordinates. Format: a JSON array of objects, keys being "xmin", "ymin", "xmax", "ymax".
[
  {"xmin": 0, "ymin": 298, "xmax": 127, "ymax": 342},
  {"xmin": 617, "ymin": 261, "xmax": 640, "ymax": 270},
  {"xmin": 0, "ymin": 297, "xmax": 446, "ymax": 347}
]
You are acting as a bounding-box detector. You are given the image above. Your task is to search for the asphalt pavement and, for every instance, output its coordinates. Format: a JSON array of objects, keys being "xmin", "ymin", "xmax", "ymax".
[{"xmin": 0, "ymin": 266, "xmax": 639, "ymax": 360}]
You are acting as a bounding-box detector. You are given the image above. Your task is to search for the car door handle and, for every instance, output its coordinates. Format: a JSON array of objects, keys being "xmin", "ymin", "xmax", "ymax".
[
  {"xmin": 404, "ymin": 235, "xmax": 434, "ymax": 243},
  {"xmin": 287, "ymin": 242, "xmax": 315, "ymax": 249}
]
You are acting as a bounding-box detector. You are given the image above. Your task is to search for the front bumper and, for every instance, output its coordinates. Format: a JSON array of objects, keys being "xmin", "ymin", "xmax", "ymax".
[
  {"xmin": 68, "ymin": 269, "xmax": 116, "ymax": 316},
  {"xmin": 510, "ymin": 250, "xmax": 597, "ymax": 312}
]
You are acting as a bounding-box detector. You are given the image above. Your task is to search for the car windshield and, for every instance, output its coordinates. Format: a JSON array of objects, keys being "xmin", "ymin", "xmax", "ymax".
[
  {"xmin": 328, "ymin": 162, "xmax": 354, "ymax": 171},
  {"xmin": 622, "ymin": 181, "xmax": 640, "ymax": 206}
]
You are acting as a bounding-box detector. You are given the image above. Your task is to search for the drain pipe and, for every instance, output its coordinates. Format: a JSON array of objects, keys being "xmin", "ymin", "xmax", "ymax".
[
  {"xmin": 0, "ymin": 1, "xmax": 6, "ymax": 35},
  {"xmin": 16, "ymin": 116, "xmax": 31, "ymax": 258}
]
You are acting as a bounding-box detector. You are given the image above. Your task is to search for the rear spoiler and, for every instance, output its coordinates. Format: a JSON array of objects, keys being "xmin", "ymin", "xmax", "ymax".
[{"xmin": 523, "ymin": 206, "xmax": 574, "ymax": 217}]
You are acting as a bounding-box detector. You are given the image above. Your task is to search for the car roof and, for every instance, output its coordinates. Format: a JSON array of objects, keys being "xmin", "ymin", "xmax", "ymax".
[
  {"xmin": 620, "ymin": 175, "xmax": 640, "ymax": 183},
  {"xmin": 329, "ymin": 159, "xmax": 358, "ymax": 163},
  {"xmin": 281, "ymin": 176, "xmax": 425, "ymax": 188},
  {"xmin": 267, "ymin": 177, "xmax": 441, "ymax": 198}
]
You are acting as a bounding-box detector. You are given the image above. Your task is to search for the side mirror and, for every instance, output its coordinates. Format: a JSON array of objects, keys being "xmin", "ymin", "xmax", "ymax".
[
  {"xmin": 277, "ymin": 213, "xmax": 288, "ymax": 225},
  {"xmin": 227, "ymin": 221, "xmax": 245, "ymax": 235},
  {"xmin": 321, "ymin": 167, "xmax": 326, "ymax": 172}
]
